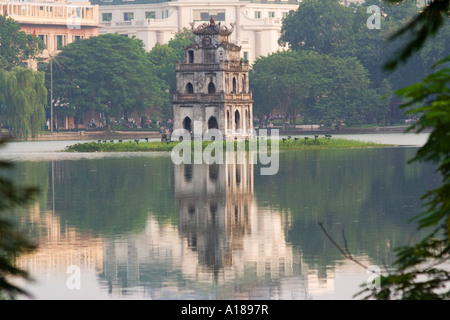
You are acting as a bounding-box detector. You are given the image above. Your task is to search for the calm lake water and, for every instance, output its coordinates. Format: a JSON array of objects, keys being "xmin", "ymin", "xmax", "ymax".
[{"xmin": 1, "ymin": 133, "xmax": 440, "ymax": 300}]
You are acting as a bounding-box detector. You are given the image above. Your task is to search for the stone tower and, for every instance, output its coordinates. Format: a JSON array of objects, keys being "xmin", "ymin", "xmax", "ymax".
[{"xmin": 172, "ymin": 18, "xmax": 253, "ymax": 140}]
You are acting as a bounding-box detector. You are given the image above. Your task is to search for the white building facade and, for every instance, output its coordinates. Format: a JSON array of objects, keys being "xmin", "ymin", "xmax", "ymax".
[{"xmin": 90, "ymin": 0, "xmax": 300, "ymax": 63}]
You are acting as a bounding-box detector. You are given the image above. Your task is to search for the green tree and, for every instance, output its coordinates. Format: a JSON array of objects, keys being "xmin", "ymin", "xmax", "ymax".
[
  {"xmin": 277, "ymin": 0, "xmax": 438, "ymax": 124},
  {"xmin": 279, "ymin": 0, "xmax": 355, "ymax": 55},
  {"xmin": 48, "ymin": 33, "xmax": 169, "ymax": 129},
  {"xmin": 250, "ymin": 50, "xmax": 377, "ymax": 128},
  {"xmin": 147, "ymin": 28, "xmax": 194, "ymax": 118},
  {"xmin": 344, "ymin": 1, "xmax": 421, "ymax": 89},
  {"xmin": 0, "ymin": 14, "xmax": 44, "ymax": 70},
  {"xmin": 419, "ymin": 19, "xmax": 450, "ymax": 72},
  {"xmin": 0, "ymin": 139, "xmax": 37, "ymax": 299},
  {"xmin": 167, "ymin": 28, "xmax": 195, "ymax": 57},
  {"xmin": 310, "ymin": 55, "xmax": 378, "ymax": 127},
  {"xmin": 250, "ymin": 51, "xmax": 314, "ymax": 127},
  {"xmin": 0, "ymin": 67, "xmax": 47, "ymax": 138},
  {"xmin": 383, "ymin": 0, "xmax": 449, "ymax": 71}
]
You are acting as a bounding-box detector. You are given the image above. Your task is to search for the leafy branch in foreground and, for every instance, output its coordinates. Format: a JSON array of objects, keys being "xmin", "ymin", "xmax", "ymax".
[
  {"xmin": 318, "ymin": 222, "xmax": 370, "ymax": 270},
  {"xmin": 0, "ymin": 139, "xmax": 38, "ymax": 299},
  {"xmin": 359, "ymin": 56, "xmax": 450, "ymax": 299},
  {"xmin": 321, "ymin": 56, "xmax": 450, "ymax": 300},
  {"xmin": 383, "ymin": 0, "xmax": 450, "ymax": 70}
]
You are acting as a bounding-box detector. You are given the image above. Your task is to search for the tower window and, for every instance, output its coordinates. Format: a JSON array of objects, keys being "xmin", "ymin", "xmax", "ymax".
[
  {"xmin": 188, "ymin": 50, "xmax": 194, "ymax": 63},
  {"xmin": 208, "ymin": 116, "xmax": 219, "ymax": 130},
  {"xmin": 185, "ymin": 83, "xmax": 194, "ymax": 94},
  {"xmin": 235, "ymin": 110, "xmax": 240, "ymax": 130},
  {"xmin": 183, "ymin": 117, "xmax": 192, "ymax": 132},
  {"xmin": 208, "ymin": 82, "xmax": 216, "ymax": 94}
]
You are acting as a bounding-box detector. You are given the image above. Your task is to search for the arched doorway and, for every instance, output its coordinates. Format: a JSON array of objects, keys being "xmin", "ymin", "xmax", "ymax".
[
  {"xmin": 183, "ymin": 117, "xmax": 192, "ymax": 132},
  {"xmin": 235, "ymin": 110, "xmax": 240, "ymax": 130},
  {"xmin": 185, "ymin": 83, "xmax": 194, "ymax": 94},
  {"xmin": 208, "ymin": 116, "xmax": 218, "ymax": 130},
  {"xmin": 208, "ymin": 82, "xmax": 216, "ymax": 94}
]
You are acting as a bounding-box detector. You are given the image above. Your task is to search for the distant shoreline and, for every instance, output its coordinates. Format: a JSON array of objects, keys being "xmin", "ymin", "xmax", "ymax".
[{"xmin": 0, "ymin": 125, "xmax": 425, "ymax": 142}]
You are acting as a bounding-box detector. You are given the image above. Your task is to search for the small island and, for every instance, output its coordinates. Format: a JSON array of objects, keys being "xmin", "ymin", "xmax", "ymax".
[{"xmin": 64, "ymin": 136, "xmax": 394, "ymax": 153}]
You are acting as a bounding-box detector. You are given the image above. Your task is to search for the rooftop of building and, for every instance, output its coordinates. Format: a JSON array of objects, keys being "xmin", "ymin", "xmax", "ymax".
[{"xmin": 89, "ymin": 0, "xmax": 300, "ymax": 6}]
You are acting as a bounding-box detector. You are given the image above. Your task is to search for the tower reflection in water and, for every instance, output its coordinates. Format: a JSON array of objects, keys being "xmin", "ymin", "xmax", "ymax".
[
  {"xmin": 18, "ymin": 155, "xmax": 314, "ymax": 299},
  {"xmin": 174, "ymin": 152, "xmax": 305, "ymax": 299}
]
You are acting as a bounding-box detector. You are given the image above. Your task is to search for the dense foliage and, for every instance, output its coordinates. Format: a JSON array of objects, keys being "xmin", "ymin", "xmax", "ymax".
[
  {"xmin": 331, "ymin": 0, "xmax": 450, "ymax": 300},
  {"xmin": 358, "ymin": 55, "xmax": 450, "ymax": 300},
  {"xmin": 47, "ymin": 34, "xmax": 169, "ymax": 129},
  {"xmin": 250, "ymin": 50, "xmax": 378, "ymax": 127},
  {"xmin": 249, "ymin": 0, "xmax": 450, "ymax": 127},
  {"xmin": 0, "ymin": 67, "xmax": 47, "ymax": 138},
  {"xmin": 147, "ymin": 28, "xmax": 195, "ymax": 118},
  {"xmin": 0, "ymin": 15, "xmax": 44, "ymax": 70},
  {"xmin": 0, "ymin": 140, "xmax": 37, "ymax": 299},
  {"xmin": 0, "ymin": 15, "xmax": 46, "ymax": 139}
]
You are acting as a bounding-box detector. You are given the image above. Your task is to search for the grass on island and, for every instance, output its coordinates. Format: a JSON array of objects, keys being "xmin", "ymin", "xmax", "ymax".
[{"xmin": 64, "ymin": 136, "xmax": 394, "ymax": 153}]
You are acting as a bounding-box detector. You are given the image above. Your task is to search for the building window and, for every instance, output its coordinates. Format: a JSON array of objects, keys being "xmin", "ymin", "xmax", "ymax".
[
  {"xmin": 255, "ymin": 11, "xmax": 261, "ymax": 19},
  {"xmin": 74, "ymin": 35, "xmax": 81, "ymax": 42},
  {"xmin": 193, "ymin": 9, "xmax": 225, "ymax": 21},
  {"xmin": 282, "ymin": 12, "xmax": 288, "ymax": 19},
  {"xmin": 185, "ymin": 83, "xmax": 194, "ymax": 94},
  {"xmin": 208, "ymin": 116, "xmax": 218, "ymax": 130},
  {"xmin": 38, "ymin": 34, "xmax": 47, "ymax": 46},
  {"xmin": 145, "ymin": 11, "xmax": 155, "ymax": 19},
  {"xmin": 56, "ymin": 35, "xmax": 65, "ymax": 50},
  {"xmin": 102, "ymin": 13, "xmax": 112, "ymax": 21},
  {"xmin": 124, "ymin": 12, "xmax": 134, "ymax": 21},
  {"xmin": 188, "ymin": 50, "xmax": 194, "ymax": 64},
  {"xmin": 183, "ymin": 117, "xmax": 192, "ymax": 132},
  {"xmin": 243, "ymin": 51, "xmax": 249, "ymax": 62},
  {"xmin": 235, "ymin": 110, "xmax": 240, "ymax": 130},
  {"xmin": 268, "ymin": 11, "xmax": 275, "ymax": 18},
  {"xmin": 208, "ymin": 82, "xmax": 216, "ymax": 94}
]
